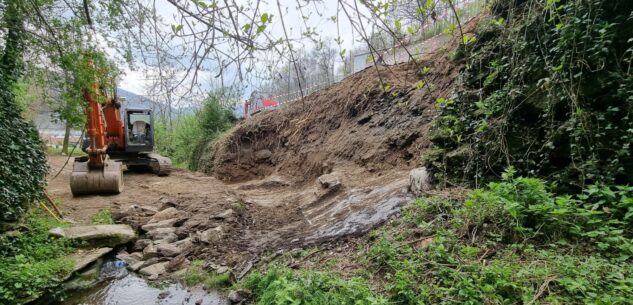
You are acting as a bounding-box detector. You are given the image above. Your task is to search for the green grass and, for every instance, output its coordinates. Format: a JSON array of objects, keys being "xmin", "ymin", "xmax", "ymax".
[
  {"xmin": 0, "ymin": 211, "xmax": 77, "ymax": 304},
  {"xmin": 90, "ymin": 209, "xmax": 114, "ymax": 225},
  {"xmin": 46, "ymin": 145, "xmax": 85, "ymax": 157},
  {"xmin": 183, "ymin": 260, "xmax": 232, "ymax": 289}
]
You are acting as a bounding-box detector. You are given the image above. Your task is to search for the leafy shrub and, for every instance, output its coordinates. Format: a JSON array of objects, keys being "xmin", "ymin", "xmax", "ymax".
[
  {"xmin": 403, "ymin": 197, "xmax": 456, "ymax": 232},
  {"xmin": 90, "ymin": 209, "xmax": 113, "ymax": 225},
  {"xmin": 183, "ymin": 260, "xmax": 231, "ymax": 288},
  {"xmin": 154, "ymin": 93, "xmax": 236, "ymax": 170},
  {"xmin": 445, "ymin": 169, "xmax": 633, "ymax": 257},
  {"xmin": 242, "ymin": 266, "xmax": 387, "ymax": 305},
  {"xmin": 0, "ymin": 98, "xmax": 48, "ymax": 224},
  {"xmin": 0, "ymin": 211, "xmax": 76, "ymax": 304}
]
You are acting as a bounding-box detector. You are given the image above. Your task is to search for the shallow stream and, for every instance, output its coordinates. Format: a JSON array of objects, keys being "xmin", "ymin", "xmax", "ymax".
[{"xmin": 38, "ymin": 259, "xmax": 228, "ymax": 305}]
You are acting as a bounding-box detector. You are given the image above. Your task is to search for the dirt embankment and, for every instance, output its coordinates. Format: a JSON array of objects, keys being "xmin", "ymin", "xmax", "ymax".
[{"xmin": 199, "ymin": 52, "xmax": 459, "ymax": 183}]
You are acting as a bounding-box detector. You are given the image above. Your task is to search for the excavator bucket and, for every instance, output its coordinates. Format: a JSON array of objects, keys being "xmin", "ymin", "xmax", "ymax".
[{"xmin": 70, "ymin": 157, "xmax": 123, "ymax": 196}]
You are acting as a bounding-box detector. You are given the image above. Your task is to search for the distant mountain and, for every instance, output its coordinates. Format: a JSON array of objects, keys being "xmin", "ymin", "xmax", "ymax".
[
  {"xmin": 118, "ymin": 88, "xmax": 194, "ymax": 120},
  {"xmin": 117, "ymin": 88, "xmax": 159, "ymax": 110}
]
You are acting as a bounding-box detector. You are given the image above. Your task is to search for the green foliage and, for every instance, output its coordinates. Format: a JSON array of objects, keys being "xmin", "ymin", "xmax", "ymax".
[
  {"xmin": 183, "ymin": 260, "xmax": 231, "ymax": 288},
  {"xmin": 58, "ymin": 50, "xmax": 118, "ymax": 129},
  {"xmin": 454, "ymin": 169, "xmax": 633, "ymax": 258},
  {"xmin": 0, "ymin": 0, "xmax": 48, "ymax": 224},
  {"xmin": 0, "ymin": 211, "xmax": 76, "ymax": 304},
  {"xmin": 427, "ymin": 0, "xmax": 633, "ymax": 191},
  {"xmin": 363, "ymin": 173, "xmax": 633, "ymax": 304},
  {"xmin": 90, "ymin": 209, "xmax": 114, "ymax": 225},
  {"xmin": 155, "ymin": 115, "xmax": 203, "ymax": 168},
  {"xmin": 242, "ymin": 266, "xmax": 388, "ymax": 305},
  {"xmin": 155, "ymin": 93, "xmax": 236, "ymax": 170}
]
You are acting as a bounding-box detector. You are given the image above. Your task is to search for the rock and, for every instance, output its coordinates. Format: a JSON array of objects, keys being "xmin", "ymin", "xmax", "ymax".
[
  {"xmin": 117, "ymin": 250, "xmax": 143, "ymax": 267},
  {"xmin": 112, "ymin": 205, "xmax": 157, "ymax": 221},
  {"xmin": 66, "ymin": 248, "xmax": 113, "ymax": 279},
  {"xmin": 149, "ymin": 207, "xmax": 181, "ymax": 223},
  {"xmin": 63, "ymin": 261, "xmax": 101, "ymax": 290},
  {"xmin": 174, "ymin": 238, "xmax": 194, "ymax": 254},
  {"xmin": 143, "ymin": 242, "xmax": 159, "ymax": 259},
  {"xmin": 140, "ymin": 257, "xmax": 169, "ymax": 269},
  {"xmin": 215, "ymin": 265, "xmax": 230, "ymax": 274},
  {"xmin": 317, "ymin": 172, "xmax": 342, "ymax": 190},
  {"xmin": 154, "ymin": 234, "xmax": 178, "ymax": 244},
  {"xmin": 139, "ymin": 261, "xmax": 169, "ymax": 279},
  {"xmin": 139, "ymin": 205, "xmax": 159, "ymax": 215},
  {"xmin": 198, "ymin": 227, "xmax": 224, "ymax": 244},
  {"xmin": 114, "ymin": 216, "xmax": 149, "ymax": 232},
  {"xmin": 254, "ymin": 149, "xmax": 272, "ymax": 161},
  {"xmin": 115, "ymin": 249, "xmax": 129, "ymax": 257},
  {"xmin": 409, "ymin": 167, "xmax": 433, "ymax": 196},
  {"xmin": 49, "ymin": 224, "xmax": 137, "ymax": 247},
  {"xmin": 175, "ymin": 227, "xmax": 190, "ymax": 239},
  {"xmin": 357, "ymin": 114, "xmax": 372, "ymax": 125},
  {"xmin": 132, "ymin": 239, "xmax": 152, "ymax": 252},
  {"xmin": 237, "ymin": 261, "xmax": 253, "ymax": 279},
  {"xmin": 147, "ymin": 227, "xmax": 177, "ymax": 240},
  {"xmin": 228, "ymin": 288, "xmax": 252, "ymax": 303},
  {"xmin": 141, "ymin": 218, "xmax": 178, "ymax": 232},
  {"xmin": 212, "ymin": 209, "xmax": 235, "ymax": 220},
  {"xmin": 159, "ymin": 197, "xmax": 177, "ymax": 211},
  {"xmin": 157, "ymin": 243, "xmax": 182, "ymax": 257},
  {"xmin": 129, "ymin": 252, "xmax": 143, "ymax": 261},
  {"xmin": 206, "ymin": 262, "xmax": 230, "ymax": 274},
  {"xmin": 158, "ymin": 291, "xmax": 170, "ymax": 299},
  {"xmin": 128, "ymin": 261, "xmax": 145, "ymax": 272},
  {"xmin": 166, "ymin": 254, "xmax": 190, "ymax": 272}
]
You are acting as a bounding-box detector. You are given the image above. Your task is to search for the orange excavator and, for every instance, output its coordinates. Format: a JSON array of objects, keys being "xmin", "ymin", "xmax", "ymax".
[{"xmin": 70, "ymin": 77, "xmax": 171, "ymax": 196}]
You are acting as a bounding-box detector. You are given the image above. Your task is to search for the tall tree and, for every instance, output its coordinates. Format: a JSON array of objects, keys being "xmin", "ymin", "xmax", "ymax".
[{"xmin": 0, "ymin": 0, "xmax": 48, "ymax": 224}]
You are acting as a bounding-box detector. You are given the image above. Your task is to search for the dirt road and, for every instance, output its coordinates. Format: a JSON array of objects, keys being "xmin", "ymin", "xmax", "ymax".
[{"xmin": 47, "ymin": 155, "xmax": 228, "ymax": 224}]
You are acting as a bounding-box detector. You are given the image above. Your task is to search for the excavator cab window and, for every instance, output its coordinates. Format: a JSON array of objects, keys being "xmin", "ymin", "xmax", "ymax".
[{"xmin": 124, "ymin": 109, "xmax": 154, "ymax": 152}]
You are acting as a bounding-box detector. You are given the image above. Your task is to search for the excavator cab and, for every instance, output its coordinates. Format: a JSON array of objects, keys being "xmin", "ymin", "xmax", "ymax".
[{"xmin": 124, "ymin": 109, "xmax": 154, "ymax": 152}]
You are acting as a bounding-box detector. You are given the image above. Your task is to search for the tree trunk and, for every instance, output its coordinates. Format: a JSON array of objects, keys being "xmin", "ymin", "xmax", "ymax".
[{"xmin": 61, "ymin": 122, "xmax": 71, "ymax": 155}]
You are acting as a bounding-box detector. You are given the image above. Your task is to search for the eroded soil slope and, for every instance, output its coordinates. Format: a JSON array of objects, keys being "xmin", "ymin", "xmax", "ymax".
[{"xmin": 200, "ymin": 49, "xmax": 459, "ymax": 183}]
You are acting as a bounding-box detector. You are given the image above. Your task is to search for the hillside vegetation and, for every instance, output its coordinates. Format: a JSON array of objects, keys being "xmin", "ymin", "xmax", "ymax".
[{"xmin": 426, "ymin": 0, "xmax": 633, "ymax": 191}]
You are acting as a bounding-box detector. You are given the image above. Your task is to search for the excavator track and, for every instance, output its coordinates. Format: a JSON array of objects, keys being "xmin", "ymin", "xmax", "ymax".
[{"xmin": 145, "ymin": 152, "xmax": 172, "ymax": 176}]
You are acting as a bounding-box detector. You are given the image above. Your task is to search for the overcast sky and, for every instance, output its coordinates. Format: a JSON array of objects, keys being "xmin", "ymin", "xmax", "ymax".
[{"xmin": 118, "ymin": 0, "xmax": 368, "ymax": 99}]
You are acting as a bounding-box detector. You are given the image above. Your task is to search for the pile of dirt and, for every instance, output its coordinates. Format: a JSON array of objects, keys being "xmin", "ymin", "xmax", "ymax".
[{"xmin": 198, "ymin": 44, "xmax": 460, "ymax": 183}]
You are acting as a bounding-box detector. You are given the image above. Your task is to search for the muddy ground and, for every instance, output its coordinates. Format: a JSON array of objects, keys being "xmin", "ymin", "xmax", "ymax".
[{"xmin": 47, "ymin": 156, "xmax": 412, "ymax": 273}]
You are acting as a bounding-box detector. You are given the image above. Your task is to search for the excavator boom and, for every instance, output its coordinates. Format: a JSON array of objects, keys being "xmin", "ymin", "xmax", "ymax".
[{"xmin": 70, "ymin": 85, "xmax": 123, "ymax": 195}]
